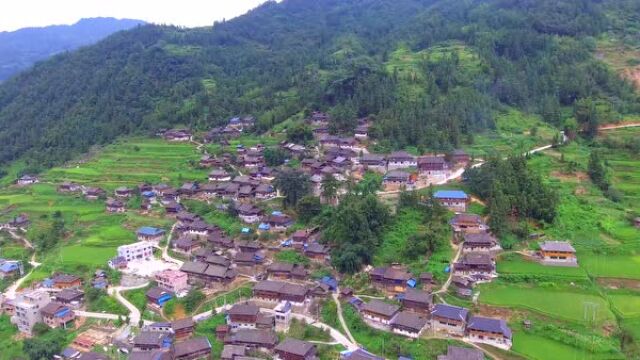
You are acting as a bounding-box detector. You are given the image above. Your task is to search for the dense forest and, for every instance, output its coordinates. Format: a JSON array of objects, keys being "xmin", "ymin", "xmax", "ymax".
[{"xmin": 0, "ymin": 0, "xmax": 639, "ymax": 171}]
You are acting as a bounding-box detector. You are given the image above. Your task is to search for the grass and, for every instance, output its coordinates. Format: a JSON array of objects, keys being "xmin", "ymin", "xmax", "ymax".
[
  {"xmin": 275, "ymin": 249, "xmax": 310, "ymax": 265},
  {"xmin": 123, "ymin": 286, "xmax": 150, "ymax": 312},
  {"xmin": 466, "ymin": 108, "xmax": 559, "ymax": 158},
  {"xmin": 497, "ymin": 254, "xmax": 589, "ymax": 280},
  {"xmin": 608, "ymin": 294, "xmax": 640, "ymax": 318},
  {"xmin": 512, "ymin": 331, "xmax": 618, "ymax": 360},
  {"xmin": 200, "ymin": 284, "xmax": 253, "ymax": 312},
  {"xmin": 580, "ymin": 254, "xmax": 640, "ymax": 280},
  {"xmin": 478, "ymin": 283, "xmax": 615, "ymax": 325},
  {"xmin": 286, "ymin": 318, "xmax": 332, "ymax": 342},
  {"xmin": 0, "ymin": 315, "xmax": 24, "ymax": 359},
  {"xmin": 194, "ymin": 313, "xmax": 226, "ymax": 358},
  {"xmin": 44, "ymin": 138, "xmax": 208, "ymax": 189}
]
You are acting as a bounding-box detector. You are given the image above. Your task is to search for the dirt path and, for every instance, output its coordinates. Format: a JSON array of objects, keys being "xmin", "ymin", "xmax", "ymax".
[
  {"xmin": 433, "ymin": 239, "xmax": 462, "ymax": 296},
  {"xmin": 159, "ymin": 222, "xmax": 184, "ymax": 267},
  {"xmin": 598, "ymin": 122, "xmax": 640, "ymax": 131},
  {"xmin": 108, "ymin": 282, "xmax": 149, "ymax": 327},
  {"xmin": 332, "ymin": 291, "xmax": 357, "ymax": 345}
]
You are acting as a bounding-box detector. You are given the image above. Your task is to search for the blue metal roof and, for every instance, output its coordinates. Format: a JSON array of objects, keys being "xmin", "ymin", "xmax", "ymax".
[
  {"xmin": 406, "ymin": 278, "xmax": 417, "ymax": 288},
  {"xmin": 0, "ymin": 262, "xmax": 19, "ymax": 272},
  {"xmin": 434, "ymin": 190, "xmax": 468, "ymax": 199},
  {"xmin": 321, "ymin": 276, "xmax": 338, "ymax": 290},
  {"xmin": 138, "ymin": 227, "xmax": 164, "ymax": 236},
  {"xmin": 258, "ymin": 223, "xmax": 271, "ymax": 230}
]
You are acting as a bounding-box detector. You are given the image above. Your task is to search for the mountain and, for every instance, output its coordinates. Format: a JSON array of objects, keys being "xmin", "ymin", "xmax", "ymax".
[
  {"xmin": 0, "ymin": 0, "xmax": 638, "ymax": 173},
  {"xmin": 0, "ymin": 17, "xmax": 146, "ymax": 81}
]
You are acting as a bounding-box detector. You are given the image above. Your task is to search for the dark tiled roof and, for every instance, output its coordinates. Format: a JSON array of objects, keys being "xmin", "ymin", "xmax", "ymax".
[
  {"xmin": 173, "ymin": 337, "xmax": 212, "ymax": 357},
  {"xmin": 230, "ymin": 329, "xmax": 278, "ymax": 347},
  {"xmin": 133, "ymin": 331, "xmax": 171, "ymax": 347},
  {"xmin": 228, "ymin": 302, "xmax": 259, "ymax": 317},
  {"xmin": 403, "ymin": 288, "xmax": 433, "ymax": 305},
  {"xmin": 539, "ymin": 241, "xmax": 576, "ymax": 253},
  {"xmin": 172, "ymin": 317, "xmax": 195, "ymax": 331},
  {"xmin": 362, "ymin": 299, "xmax": 400, "ymax": 317},
  {"xmin": 467, "ymin": 316, "xmax": 512, "ymax": 339},
  {"xmin": 391, "ymin": 311, "xmax": 428, "ymax": 331},
  {"xmin": 275, "ymin": 338, "xmax": 315, "ymax": 356},
  {"xmin": 432, "ymin": 304, "xmax": 469, "ymax": 322},
  {"xmin": 180, "ymin": 262, "xmax": 208, "ymax": 275},
  {"xmin": 438, "ymin": 345, "xmax": 484, "ymax": 360},
  {"xmin": 463, "ymin": 232, "xmax": 497, "ymax": 246}
]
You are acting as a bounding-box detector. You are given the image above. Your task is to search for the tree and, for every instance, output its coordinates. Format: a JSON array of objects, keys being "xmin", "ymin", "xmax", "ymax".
[
  {"xmin": 588, "ymin": 151, "xmax": 608, "ymax": 190},
  {"xmin": 263, "ymin": 148, "xmax": 287, "ymax": 167},
  {"xmin": 297, "ymin": 196, "xmax": 322, "ymax": 224},
  {"xmin": 23, "ymin": 328, "xmax": 66, "ymax": 360},
  {"xmin": 286, "ymin": 124, "xmax": 313, "ymax": 144},
  {"xmin": 320, "ymin": 174, "xmax": 340, "ymax": 203},
  {"xmin": 274, "ymin": 169, "xmax": 310, "ymax": 208},
  {"xmin": 181, "ymin": 289, "xmax": 205, "ymax": 313}
]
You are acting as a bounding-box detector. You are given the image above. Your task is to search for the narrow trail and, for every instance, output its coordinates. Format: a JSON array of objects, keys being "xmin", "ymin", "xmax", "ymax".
[
  {"xmin": 598, "ymin": 122, "xmax": 640, "ymax": 131},
  {"xmin": 108, "ymin": 282, "xmax": 150, "ymax": 327},
  {"xmin": 159, "ymin": 222, "xmax": 184, "ymax": 267},
  {"xmin": 433, "ymin": 239, "xmax": 462, "ymax": 296},
  {"xmin": 4, "ymin": 251, "xmax": 40, "ymax": 300},
  {"xmin": 333, "ymin": 291, "xmax": 357, "ymax": 345}
]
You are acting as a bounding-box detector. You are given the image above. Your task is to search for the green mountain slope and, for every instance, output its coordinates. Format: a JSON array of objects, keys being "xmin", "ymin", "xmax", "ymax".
[{"xmin": 0, "ymin": 0, "xmax": 638, "ymax": 172}]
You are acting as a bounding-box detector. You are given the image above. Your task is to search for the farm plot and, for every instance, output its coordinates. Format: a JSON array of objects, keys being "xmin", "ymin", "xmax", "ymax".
[
  {"xmin": 44, "ymin": 138, "xmax": 208, "ymax": 189},
  {"xmin": 478, "ymin": 283, "xmax": 615, "ymax": 325},
  {"xmin": 497, "ymin": 255, "xmax": 589, "ymax": 280}
]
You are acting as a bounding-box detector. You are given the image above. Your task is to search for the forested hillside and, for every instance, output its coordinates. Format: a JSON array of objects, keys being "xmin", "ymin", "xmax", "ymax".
[
  {"xmin": 0, "ymin": 0, "xmax": 638, "ymax": 173},
  {"xmin": 0, "ymin": 18, "xmax": 145, "ymax": 81}
]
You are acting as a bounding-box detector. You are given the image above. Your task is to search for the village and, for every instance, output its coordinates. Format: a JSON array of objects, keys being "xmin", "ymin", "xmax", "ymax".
[{"xmin": 0, "ymin": 111, "xmax": 584, "ymax": 360}]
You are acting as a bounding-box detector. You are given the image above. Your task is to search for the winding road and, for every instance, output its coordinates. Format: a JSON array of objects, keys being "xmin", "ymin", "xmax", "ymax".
[{"xmin": 108, "ymin": 282, "xmax": 149, "ymax": 327}]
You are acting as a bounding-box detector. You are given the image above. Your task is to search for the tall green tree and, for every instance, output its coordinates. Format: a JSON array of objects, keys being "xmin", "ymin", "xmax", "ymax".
[{"xmin": 274, "ymin": 169, "xmax": 310, "ymax": 208}]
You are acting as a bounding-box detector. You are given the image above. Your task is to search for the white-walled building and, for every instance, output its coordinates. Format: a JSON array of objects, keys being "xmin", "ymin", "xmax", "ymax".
[{"xmin": 117, "ymin": 241, "xmax": 154, "ymax": 262}]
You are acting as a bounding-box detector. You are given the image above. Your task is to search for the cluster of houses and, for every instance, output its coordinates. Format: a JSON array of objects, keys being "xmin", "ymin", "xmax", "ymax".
[
  {"xmin": 215, "ymin": 301, "xmax": 321, "ymax": 359},
  {"xmin": 203, "ymin": 116, "xmax": 256, "ymax": 142},
  {"xmin": 351, "ymin": 281, "xmax": 512, "ymax": 349},
  {"xmin": 4, "ymin": 273, "xmax": 84, "ymax": 335},
  {"xmin": 0, "ymin": 213, "xmax": 30, "ymax": 231},
  {"xmin": 447, "ymin": 213, "xmax": 500, "ymax": 296}
]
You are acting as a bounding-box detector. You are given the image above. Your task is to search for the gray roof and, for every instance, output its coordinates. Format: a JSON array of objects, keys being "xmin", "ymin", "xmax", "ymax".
[
  {"xmin": 437, "ymin": 346, "xmax": 484, "ymax": 360},
  {"xmin": 467, "ymin": 316, "xmax": 512, "ymax": 339},
  {"xmin": 172, "ymin": 317, "xmax": 195, "ymax": 331},
  {"xmin": 231, "ymin": 329, "xmax": 278, "ymax": 346},
  {"xmin": 133, "ymin": 331, "xmax": 171, "ymax": 346},
  {"xmin": 180, "ymin": 261, "xmax": 208, "ymax": 275},
  {"xmin": 432, "ymin": 304, "xmax": 469, "ymax": 322},
  {"xmin": 274, "ymin": 338, "xmax": 315, "ymax": 356},
  {"xmin": 403, "ymin": 288, "xmax": 433, "ymax": 305},
  {"xmin": 459, "ymin": 253, "xmax": 493, "ymax": 266},
  {"xmin": 463, "ymin": 232, "xmax": 497, "ymax": 246},
  {"xmin": 391, "ymin": 311, "xmax": 428, "ymax": 331},
  {"xmin": 173, "ymin": 337, "xmax": 211, "ymax": 357},
  {"xmin": 539, "ymin": 241, "xmax": 576, "ymax": 253},
  {"xmin": 343, "ymin": 349, "xmax": 384, "ymax": 360},
  {"xmin": 362, "ymin": 299, "xmax": 400, "ymax": 317},
  {"xmin": 228, "ymin": 302, "xmax": 260, "ymax": 317},
  {"xmin": 128, "ymin": 350, "xmax": 172, "ymax": 360}
]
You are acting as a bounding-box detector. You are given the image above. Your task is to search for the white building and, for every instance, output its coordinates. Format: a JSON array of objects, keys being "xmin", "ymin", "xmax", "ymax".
[
  {"xmin": 11, "ymin": 289, "xmax": 50, "ymax": 335},
  {"xmin": 117, "ymin": 241, "xmax": 154, "ymax": 262}
]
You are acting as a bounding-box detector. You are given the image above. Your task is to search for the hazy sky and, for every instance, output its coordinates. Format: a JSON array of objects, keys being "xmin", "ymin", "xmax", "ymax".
[{"xmin": 0, "ymin": 0, "xmax": 271, "ymax": 32}]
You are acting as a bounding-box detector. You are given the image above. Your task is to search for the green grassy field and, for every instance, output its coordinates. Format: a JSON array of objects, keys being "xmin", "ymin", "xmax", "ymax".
[
  {"xmin": 44, "ymin": 138, "xmax": 208, "ymax": 189},
  {"xmin": 608, "ymin": 294, "xmax": 640, "ymax": 318},
  {"xmin": 512, "ymin": 331, "xmax": 622, "ymax": 360},
  {"xmin": 478, "ymin": 283, "xmax": 615, "ymax": 325},
  {"xmin": 497, "ymin": 255, "xmax": 589, "ymax": 280},
  {"xmin": 467, "ymin": 109, "xmax": 559, "ymax": 158}
]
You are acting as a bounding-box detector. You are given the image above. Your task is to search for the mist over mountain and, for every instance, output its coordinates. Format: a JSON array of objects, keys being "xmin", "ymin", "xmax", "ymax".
[{"xmin": 0, "ymin": 17, "xmax": 146, "ymax": 81}]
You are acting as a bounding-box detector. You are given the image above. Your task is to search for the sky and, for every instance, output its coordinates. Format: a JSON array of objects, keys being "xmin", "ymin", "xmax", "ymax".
[{"xmin": 0, "ymin": 0, "xmax": 271, "ymax": 32}]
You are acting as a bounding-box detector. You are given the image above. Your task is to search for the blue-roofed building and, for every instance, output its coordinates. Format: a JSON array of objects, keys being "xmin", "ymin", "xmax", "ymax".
[
  {"xmin": 340, "ymin": 348, "xmax": 384, "ymax": 360},
  {"xmin": 431, "ymin": 304, "xmax": 469, "ymax": 335},
  {"xmin": 434, "ymin": 190, "xmax": 469, "ymax": 212},
  {"xmin": 137, "ymin": 227, "xmax": 166, "ymax": 242},
  {"xmin": 466, "ymin": 316, "xmax": 513, "ymax": 350},
  {"xmin": 41, "ymin": 302, "xmax": 75, "ymax": 329},
  {"xmin": 258, "ymin": 223, "xmax": 271, "ymax": 231},
  {"xmin": 146, "ymin": 287, "xmax": 173, "ymax": 308},
  {"xmin": 321, "ymin": 276, "xmax": 338, "ymax": 291},
  {"xmin": 0, "ymin": 260, "xmax": 22, "ymax": 278}
]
